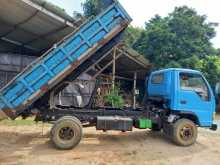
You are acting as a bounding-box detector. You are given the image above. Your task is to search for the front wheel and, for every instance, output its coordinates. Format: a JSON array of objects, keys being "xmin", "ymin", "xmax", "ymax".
[
  {"xmin": 51, "ymin": 116, "xmax": 83, "ymax": 150},
  {"xmin": 172, "ymin": 119, "xmax": 197, "ymax": 146}
]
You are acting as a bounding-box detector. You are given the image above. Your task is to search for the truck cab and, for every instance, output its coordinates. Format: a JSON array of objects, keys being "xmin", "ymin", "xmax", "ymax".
[
  {"xmin": 148, "ymin": 68, "xmax": 216, "ymax": 128},
  {"xmin": 146, "ymin": 68, "xmax": 217, "ymax": 146}
]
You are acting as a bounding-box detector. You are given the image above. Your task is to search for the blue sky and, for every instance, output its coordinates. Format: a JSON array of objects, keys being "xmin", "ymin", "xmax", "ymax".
[{"xmin": 47, "ymin": 0, "xmax": 220, "ymax": 49}]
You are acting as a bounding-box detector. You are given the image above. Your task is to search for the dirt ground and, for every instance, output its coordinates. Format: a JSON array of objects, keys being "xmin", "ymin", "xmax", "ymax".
[{"xmin": 0, "ymin": 120, "xmax": 220, "ymax": 165}]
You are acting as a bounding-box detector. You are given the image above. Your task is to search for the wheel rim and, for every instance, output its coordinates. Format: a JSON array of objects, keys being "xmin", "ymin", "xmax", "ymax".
[
  {"xmin": 180, "ymin": 124, "xmax": 193, "ymax": 141},
  {"xmin": 59, "ymin": 127, "xmax": 75, "ymax": 141}
]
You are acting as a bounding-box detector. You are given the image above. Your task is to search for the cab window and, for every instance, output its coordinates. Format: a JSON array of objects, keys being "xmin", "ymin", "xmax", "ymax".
[
  {"xmin": 180, "ymin": 73, "xmax": 209, "ymax": 101},
  {"xmin": 151, "ymin": 73, "xmax": 164, "ymax": 84}
]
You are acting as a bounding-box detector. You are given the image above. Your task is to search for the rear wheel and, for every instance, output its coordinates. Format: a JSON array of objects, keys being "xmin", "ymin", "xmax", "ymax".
[
  {"xmin": 172, "ymin": 119, "xmax": 197, "ymax": 146},
  {"xmin": 51, "ymin": 116, "xmax": 83, "ymax": 150}
]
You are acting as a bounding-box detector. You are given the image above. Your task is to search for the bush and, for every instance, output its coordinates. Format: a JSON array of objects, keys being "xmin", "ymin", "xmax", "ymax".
[{"xmin": 104, "ymin": 86, "xmax": 124, "ymax": 108}]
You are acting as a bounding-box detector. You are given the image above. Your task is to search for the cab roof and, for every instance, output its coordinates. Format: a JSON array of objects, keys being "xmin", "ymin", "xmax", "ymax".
[{"xmin": 152, "ymin": 68, "xmax": 201, "ymax": 74}]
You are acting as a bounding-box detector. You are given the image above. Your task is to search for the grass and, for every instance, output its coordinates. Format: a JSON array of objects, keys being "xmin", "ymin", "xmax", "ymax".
[{"xmin": 0, "ymin": 117, "xmax": 39, "ymax": 126}]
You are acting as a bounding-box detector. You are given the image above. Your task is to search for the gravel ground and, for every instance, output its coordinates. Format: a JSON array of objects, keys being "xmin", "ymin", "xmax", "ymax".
[{"xmin": 0, "ymin": 120, "xmax": 220, "ymax": 165}]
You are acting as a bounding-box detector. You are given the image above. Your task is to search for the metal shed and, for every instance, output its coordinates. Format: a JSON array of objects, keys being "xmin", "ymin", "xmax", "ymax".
[
  {"xmin": 0, "ymin": 0, "xmax": 83, "ymax": 55},
  {"xmin": 0, "ymin": 0, "xmax": 151, "ymax": 107}
]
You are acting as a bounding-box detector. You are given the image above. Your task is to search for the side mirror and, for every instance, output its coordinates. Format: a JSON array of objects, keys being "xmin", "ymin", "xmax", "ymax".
[{"xmin": 215, "ymin": 83, "xmax": 220, "ymax": 97}]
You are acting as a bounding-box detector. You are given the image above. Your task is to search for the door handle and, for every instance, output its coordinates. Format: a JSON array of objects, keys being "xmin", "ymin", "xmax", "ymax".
[{"xmin": 180, "ymin": 100, "xmax": 187, "ymax": 104}]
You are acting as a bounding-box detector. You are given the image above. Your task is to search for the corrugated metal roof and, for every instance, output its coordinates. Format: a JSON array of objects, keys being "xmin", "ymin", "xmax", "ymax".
[
  {"xmin": 0, "ymin": 0, "xmax": 84, "ymax": 56},
  {"xmin": 30, "ymin": 0, "xmax": 76, "ymax": 22},
  {"xmin": 0, "ymin": 0, "xmax": 151, "ymax": 80}
]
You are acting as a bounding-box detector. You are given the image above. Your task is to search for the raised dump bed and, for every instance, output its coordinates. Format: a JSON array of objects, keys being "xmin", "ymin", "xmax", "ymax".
[{"xmin": 0, "ymin": 1, "xmax": 131, "ymax": 120}]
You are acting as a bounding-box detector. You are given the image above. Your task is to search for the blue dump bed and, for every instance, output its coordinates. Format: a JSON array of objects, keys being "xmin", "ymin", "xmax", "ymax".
[{"xmin": 0, "ymin": 1, "xmax": 131, "ymax": 120}]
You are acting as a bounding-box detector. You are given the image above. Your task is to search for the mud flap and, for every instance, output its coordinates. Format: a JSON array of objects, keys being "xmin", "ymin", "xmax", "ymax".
[{"xmin": 163, "ymin": 122, "xmax": 174, "ymax": 139}]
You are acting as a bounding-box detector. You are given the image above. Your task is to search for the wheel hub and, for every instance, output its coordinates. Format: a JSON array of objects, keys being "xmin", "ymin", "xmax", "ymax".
[
  {"xmin": 59, "ymin": 127, "xmax": 74, "ymax": 140},
  {"xmin": 180, "ymin": 126, "xmax": 193, "ymax": 141}
]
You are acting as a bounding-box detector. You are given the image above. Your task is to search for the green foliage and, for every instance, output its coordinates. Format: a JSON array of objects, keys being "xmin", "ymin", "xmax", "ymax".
[
  {"xmin": 132, "ymin": 6, "xmax": 219, "ymax": 86},
  {"xmin": 0, "ymin": 118, "xmax": 36, "ymax": 126},
  {"xmin": 197, "ymin": 56, "xmax": 220, "ymax": 86},
  {"xmin": 82, "ymin": 2, "xmax": 220, "ymax": 86},
  {"xmin": 82, "ymin": 0, "xmax": 112, "ymax": 17},
  {"xmin": 216, "ymin": 49, "xmax": 220, "ymax": 56},
  {"xmin": 0, "ymin": 117, "xmax": 52, "ymax": 126},
  {"xmin": 133, "ymin": 7, "xmax": 217, "ymax": 68},
  {"xmin": 82, "ymin": 0, "xmax": 100, "ymax": 17},
  {"xmin": 123, "ymin": 26, "xmax": 144, "ymax": 46},
  {"xmin": 104, "ymin": 86, "xmax": 124, "ymax": 108}
]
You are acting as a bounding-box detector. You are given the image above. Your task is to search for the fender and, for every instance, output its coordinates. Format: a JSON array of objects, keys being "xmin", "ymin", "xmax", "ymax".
[{"xmin": 176, "ymin": 111, "xmax": 200, "ymax": 125}]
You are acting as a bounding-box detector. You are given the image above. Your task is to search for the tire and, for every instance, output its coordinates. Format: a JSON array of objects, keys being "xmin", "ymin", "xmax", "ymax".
[
  {"xmin": 51, "ymin": 116, "xmax": 83, "ymax": 150},
  {"xmin": 172, "ymin": 119, "xmax": 197, "ymax": 146}
]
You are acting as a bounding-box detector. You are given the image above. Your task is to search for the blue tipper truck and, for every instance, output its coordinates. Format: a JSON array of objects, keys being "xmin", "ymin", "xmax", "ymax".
[{"xmin": 0, "ymin": 0, "xmax": 217, "ymax": 149}]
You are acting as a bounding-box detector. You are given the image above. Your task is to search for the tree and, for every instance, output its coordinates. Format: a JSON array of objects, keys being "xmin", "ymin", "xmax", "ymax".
[
  {"xmin": 123, "ymin": 26, "xmax": 144, "ymax": 46},
  {"xmin": 82, "ymin": 0, "xmax": 100, "ymax": 17},
  {"xmin": 198, "ymin": 56, "xmax": 220, "ymax": 86},
  {"xmin": 133, "ymin": 6, "xmax": 217, "ymax": 69},
  {"xmin": 132, "ymin": 6, "xmax": 219, "ymax": 85},
  {"xmin": 133, "ymin": 15, "xmax": 176, "ymax": 68},
  {"xmin": 216, "ymin": 48, "xmax": 220, "ymax": 56},
  {"xmin": 81, "ymin": 2, "xmax": 220, "ymax": 85},
  {"xmin": 82, "ymin": 0, "xmax": 113, "ymax": 17}
]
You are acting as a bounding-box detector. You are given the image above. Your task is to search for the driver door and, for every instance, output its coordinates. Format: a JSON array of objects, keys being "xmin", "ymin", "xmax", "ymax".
[{"xmin": 177, "ymin": 72, "xmax": 215, "ymax": 127}]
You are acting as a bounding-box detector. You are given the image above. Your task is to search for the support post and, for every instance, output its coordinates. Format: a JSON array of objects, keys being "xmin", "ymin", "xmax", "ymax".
[
  {"xmin": 49, "ymin": 91, "xmax": 56, "ymax": 109},
  {"xmin": 112, "ymin": 47, "xmax": 116, "ymax": 89},
  {"xmin": 91, "ymin": 52, "xmax": 123, "ymax": 80},
  {"xmin": 133, "ymin": 72, "xmax": 137, "ymax": 109}
]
